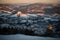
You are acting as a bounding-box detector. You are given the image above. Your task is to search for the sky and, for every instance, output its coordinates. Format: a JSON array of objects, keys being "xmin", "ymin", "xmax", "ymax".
[{"xmin": 0, "ymin": 0, "xmax": 60, "ymax": 4}]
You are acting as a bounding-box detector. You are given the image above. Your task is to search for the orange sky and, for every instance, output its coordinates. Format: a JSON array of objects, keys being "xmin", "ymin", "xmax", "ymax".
[{"xmin": 0, "ymin": 0, "xmax": 60, "ymax": 4}]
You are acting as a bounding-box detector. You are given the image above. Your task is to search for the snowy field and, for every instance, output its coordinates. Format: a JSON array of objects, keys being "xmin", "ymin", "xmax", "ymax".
[{"xmin": 0, "ymin": 34, "xmax": 60, "ymax": 40}]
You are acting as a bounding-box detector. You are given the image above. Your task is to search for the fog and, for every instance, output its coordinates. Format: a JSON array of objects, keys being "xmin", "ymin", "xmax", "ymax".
[{"xmin": 0, "ymin": 0, "xmax": 60, "ymax": 4}]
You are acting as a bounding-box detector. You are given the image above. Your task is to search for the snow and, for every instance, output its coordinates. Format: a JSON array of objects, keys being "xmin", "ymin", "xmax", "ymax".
[{"xmin": 0, "ymin": 34, "xmax": 60, "ymax": 40}]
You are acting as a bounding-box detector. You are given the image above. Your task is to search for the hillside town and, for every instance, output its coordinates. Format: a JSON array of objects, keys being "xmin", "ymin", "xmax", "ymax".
[{"xmin": 0, "ymin": 3, "xmax": 60, "ymax": 37}]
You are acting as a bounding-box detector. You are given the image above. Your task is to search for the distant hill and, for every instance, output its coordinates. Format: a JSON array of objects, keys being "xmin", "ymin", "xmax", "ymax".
[{"xmin": 0, "ymin": 3, "xmax": 60, "ymax": 15}]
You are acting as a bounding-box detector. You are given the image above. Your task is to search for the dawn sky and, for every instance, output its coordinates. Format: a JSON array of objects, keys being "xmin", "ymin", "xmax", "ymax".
[{"xmin": 0, "ymin": 0, "xmax": 60, "ymax": 4}]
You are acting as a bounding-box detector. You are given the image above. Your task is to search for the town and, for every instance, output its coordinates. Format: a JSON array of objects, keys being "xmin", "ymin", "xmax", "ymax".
[{"xmin": 0, "ymin": 3, "xmax": 60, "ymax": 37}]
